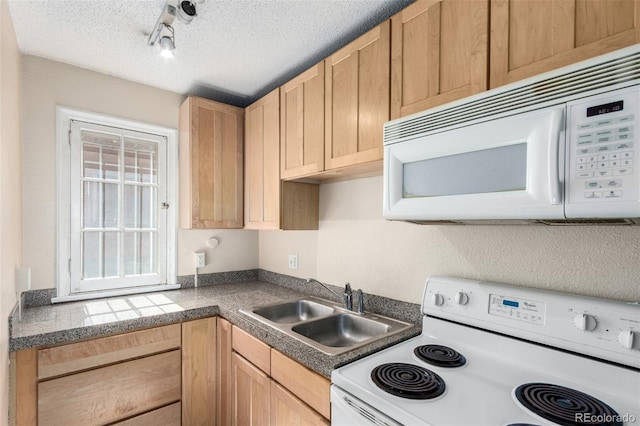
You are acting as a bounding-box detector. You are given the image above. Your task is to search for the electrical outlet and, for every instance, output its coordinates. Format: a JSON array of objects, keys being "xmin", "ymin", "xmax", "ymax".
[
  {"xmin": 194, "ymin": 252, "xmax": 206, "ymax": 268},
  {"xmin": 288, "ymin": 254, "xmax": 298, "ymax": 270}
]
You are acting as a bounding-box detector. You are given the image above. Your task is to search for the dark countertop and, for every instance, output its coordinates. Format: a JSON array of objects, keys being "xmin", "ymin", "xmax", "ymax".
[{"xmin": 9, "ymin": 280, "xmax": 422, "ymax": 378}]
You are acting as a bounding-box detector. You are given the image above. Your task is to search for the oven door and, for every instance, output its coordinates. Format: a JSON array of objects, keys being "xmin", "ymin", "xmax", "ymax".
[
  {"xmin": 331, "ymin": 385, "xmax": 401, "ymax": 426},
  {"xmin": 383, "ymin": 105, "xmax": 566, "ymax": 221}
]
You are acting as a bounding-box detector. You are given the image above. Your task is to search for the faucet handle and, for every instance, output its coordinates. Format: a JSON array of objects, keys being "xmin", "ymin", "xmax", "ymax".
[{"xmin": 344, "ymin": 282, "xmax": 352, "ymax": 294}]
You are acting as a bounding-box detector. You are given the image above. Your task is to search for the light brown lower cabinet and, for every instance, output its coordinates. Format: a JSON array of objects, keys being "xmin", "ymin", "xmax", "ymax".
[
  {"xmin": 11, "ymin": 317, "xmax": 330, "ymax": 426},
  {"xmin": 232, "ymin": 352, "xmax": 271, "ymax": 426},
  {"xmin": 182, "ymin": 317, "xmax": 217, "ymax": 426},
  {"xmin": 229, "ymin": 325, "xmax": 331, "ymax": 426},
  {"xmin": 10, "ymin": 320, "xmax": 216, "ymax": 426},
  {"xmin": 38, "ymin": 350, "xmax": 181, "ymax": 426},
  {"xmin": 270, "ymin": 381, "xmax": 329, "ymax": 426},
  {"xmin": 217, "ymin": 317, "xmax": 233, "ymax": 426}
]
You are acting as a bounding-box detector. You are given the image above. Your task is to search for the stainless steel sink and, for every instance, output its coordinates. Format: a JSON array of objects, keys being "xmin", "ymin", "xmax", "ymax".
[
  {"xmin": 252, "ymin": 299, "xmax": 334, "ymax": 324},
  {"xmin": 291, "ymin": 314, "xmax": 391, "ymax": 347},
  {"xmin": 240, "ymin": 297, "xmax": 413, "ymax": 355}
]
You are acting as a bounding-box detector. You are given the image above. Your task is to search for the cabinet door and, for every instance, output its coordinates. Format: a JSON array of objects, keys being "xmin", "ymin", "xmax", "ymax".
[
  {"xmin": 325, "ymin": 21, "xmax": 390, "ymax": 170},
  {"xmin": 490, "ymin": 0, "xmax": 640, "ymax": 88},
  {"xmin": 270, "ymin": 381, "xmax": 329, "ymax": 426},
  {"xmin": 182, "ymin": 318, "xmax": 217, "ymax": 426},
  {"xmin": 217, "ymin": 318, "xmax": 233, "ymax": 426},
  {"xmin": 245, "ymin": 88, "xmax": 281, "ymax": 230},
  {"xmin": 270, "ymin": 350, "xmax": 330, "ymax": 420},
  {"xmin": 232, "ymin": 352, "xmax": 271, "ymax": 426},
  {"xmin": 390, "ymin": 0, "xmax": 489, "ymax": 119},
  {"xmin": 179, "ymin": 96, "xmax": 244, "ymax": 228},
  {"xmin": 280, "ymin": 62, "xmax": 325, "ymax": 179}
]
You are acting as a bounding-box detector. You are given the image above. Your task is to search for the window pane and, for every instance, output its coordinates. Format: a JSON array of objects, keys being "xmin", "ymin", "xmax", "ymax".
[
  {"xmin": 103, "ymin": 183, "xmax": 119, "ymax": 228},
  {"xmin": 124, "ymin": 149, "xmax": 137, "ymax": 183},
  {"xmin": 83, "ymin": 182, "xmax": 101, "ymax": 228},
  {"xmin": 83, "ymin": 232, "xmax": 100, "ymax": 278},
  {"xmin": 123, "ymin": 232, "xmax": 157, "ymax": 276},
  {"xmin": 140, "ymin": 186, "xmax": 153, "ymax": 229},
  {"xmin": 123, "ymin": 185, "xmax": 139, "ymax": 228},
  {"xmin": 124, "ymin": 138, "xmax": 157, "ymax": 183},
  {"xmin": 81, "ymin": 130, "xmax": 120, "ymax": 180},
  {"xmin": 103, "ymin": 145, "xmax": 120, "ymax": 180},
  {"xmin": 82, "ymin": 144, "xmax": 101, "ymax": 178},
  {"xmin": 124, "ymin": 232, "xmax": 137, "ymax": 275},
  {"xmin": 139, "ymin": 232, "xmax": 156, "ymax": 274},
  {"xmin": 103, "ymin": 232, "xmax": 119, "ymax": 277}
]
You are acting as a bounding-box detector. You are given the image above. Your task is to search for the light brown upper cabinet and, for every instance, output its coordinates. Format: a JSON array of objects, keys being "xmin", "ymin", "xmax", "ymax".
[
  {"xmin": 325, "ymin": 21, "xmax": 390, "ymax": 170},
  {"xmin": 179, "ymin": 96, "xmax": 244, "ymax": 229},
  {"xmin": 490, "ymin": 0, "xmax": 640, "ymax": 89},
  {"xmin": 390, "ymin": 0, "xmax": 489, "ymax": 119},
  {"xmin": 245, "ymin": 88, "xmax": 281, "ymax": 229},
  {"xmin": 280, "ymin": 62, "xmax": 325, "ymax": 180},
  {"xmin": 245, "ymin": 89, "xmax": 319, "ymax": 230}
]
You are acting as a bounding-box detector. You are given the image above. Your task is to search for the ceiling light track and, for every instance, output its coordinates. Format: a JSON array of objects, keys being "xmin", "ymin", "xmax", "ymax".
[{"xmin": 148, "ymin": 0, "xmax": 200, "ymax": 57}]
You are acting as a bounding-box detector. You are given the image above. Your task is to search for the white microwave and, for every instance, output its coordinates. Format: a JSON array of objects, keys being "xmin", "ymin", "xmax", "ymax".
[{"xmin": 383, "ymin": 47, "xmax": 640, "ymax": 225}]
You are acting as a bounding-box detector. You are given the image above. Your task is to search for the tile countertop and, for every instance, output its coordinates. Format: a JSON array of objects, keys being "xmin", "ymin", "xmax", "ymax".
[{"xmin": 8, "ymin": 280, "xmax": 422, "ymax": 378}]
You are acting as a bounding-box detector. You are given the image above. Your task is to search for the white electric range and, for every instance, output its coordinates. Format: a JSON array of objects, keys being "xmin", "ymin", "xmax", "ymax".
[{"xmin": 331, "ymin": 276, "xmax": 640, "ymax": 426}]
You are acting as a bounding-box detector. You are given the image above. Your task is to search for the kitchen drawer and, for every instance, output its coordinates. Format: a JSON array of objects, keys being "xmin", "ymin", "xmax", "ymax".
[
  {"xmin": 232, "ymin": 325, "xmax": 270, "ymax": 374},
  {"xmin": 270, "ymin": 349, "xmax": 330, "ymax": 419},
  {"xmin": 38, "ymin": 323, "xmax": 181, "ymax": 379},
  {"xmin": 271, "ymin": 381, "xmax": 329, "ymax": 426},
  {"xmin": 113, "ymin": 402, "xmax": 181, "ymax": 426},
  {"xmin": 38, "ymin": 350, "xmax": 181, "ymax": 426}
]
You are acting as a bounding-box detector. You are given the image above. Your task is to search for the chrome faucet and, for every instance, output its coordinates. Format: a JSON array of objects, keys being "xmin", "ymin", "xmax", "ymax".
[
  {"xmin": 306, "ymin": 278, "xmax": 354, "ymax": 311},
  {"xmin": 355, "ymin": 289, "xmax": 364, "ymax": 314},
  {"xmin": 344, "ymin": 283, "xmax": 353, "ymax": 311}
]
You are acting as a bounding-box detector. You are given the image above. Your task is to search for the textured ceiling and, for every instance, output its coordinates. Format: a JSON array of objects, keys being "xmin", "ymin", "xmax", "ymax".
[{"xmin": 8, "ymin": 0, "xmax": 413, "ymax": 107}]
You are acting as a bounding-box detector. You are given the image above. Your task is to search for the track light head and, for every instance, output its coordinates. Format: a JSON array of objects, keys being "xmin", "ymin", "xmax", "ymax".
[
  {"xmin": 159, "ymin": 34, "xmax": 175, "ymax": 58},
  {"xmin": 177, "ymin": 1, "xmax": 197, "ymax": 24}
]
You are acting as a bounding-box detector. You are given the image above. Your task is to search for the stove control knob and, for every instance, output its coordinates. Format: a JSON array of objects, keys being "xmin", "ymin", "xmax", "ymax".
[
  {"xmin": 454, "ymin": 291, "xmax": 469, "ymax": 305},
  {"xmin": 573, "ymin": 313, "xmax": 597, "ymax": 331},
  {"xmin": 431, "ymin": 293, "xmax": 445, "ymax": 306},
  {"xmin": 618, "ymin": 330, "xmax": 638, "ymax": 350}
]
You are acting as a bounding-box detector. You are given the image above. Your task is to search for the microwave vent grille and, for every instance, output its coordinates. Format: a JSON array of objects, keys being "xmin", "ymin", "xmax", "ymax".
[{"xmin": 384, "ymin": 50, "xmax": 640, "ymax": 143}]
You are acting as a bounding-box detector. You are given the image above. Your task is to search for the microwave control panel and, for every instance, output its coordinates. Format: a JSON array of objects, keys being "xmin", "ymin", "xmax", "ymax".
[{"xmin": 566, "ymin": 86, "xmax": 640, "ymax": 217}]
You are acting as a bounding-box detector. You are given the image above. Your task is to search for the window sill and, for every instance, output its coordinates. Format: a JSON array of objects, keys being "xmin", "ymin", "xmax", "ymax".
[{"xmin": 52, "ymin": 284, "xmax": 181, "ymax": 304}]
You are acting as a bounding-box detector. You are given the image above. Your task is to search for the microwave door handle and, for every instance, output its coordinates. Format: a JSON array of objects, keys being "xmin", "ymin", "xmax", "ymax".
[{"xmin": 548, "ymin": 108, "xmax": 564, "ymax": 205}]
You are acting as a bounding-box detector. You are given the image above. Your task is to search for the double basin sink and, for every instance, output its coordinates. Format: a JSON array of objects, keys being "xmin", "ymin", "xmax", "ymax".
[{"xmin": 240, "ymin": 297, "xmax": 412, "ymax": 355}]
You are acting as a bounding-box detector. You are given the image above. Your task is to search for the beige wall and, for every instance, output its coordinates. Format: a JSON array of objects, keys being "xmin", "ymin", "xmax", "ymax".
[
  {"xmin": 21, "ymin": 55, "xmax": 258, "ymax": 291},
  {"xmin": 1, "ymin": 0, "xmax": 22, "ymax": 421},
  {"xmin": 260, "ymin": 176, "xmax": 640, "ymax": 304}
]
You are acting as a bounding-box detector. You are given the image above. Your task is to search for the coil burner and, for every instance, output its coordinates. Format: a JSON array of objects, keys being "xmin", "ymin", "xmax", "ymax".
[
  {"xmin": 371, "ymin": 363, "xmax": 446, "ymax": 400},
  {"xmin": 515, "ymin": 383, "xmax": 622, "ymax": 426},
  {"xmin": 414, "ymin": 344, "xmax": 467, "ymax": 368}
]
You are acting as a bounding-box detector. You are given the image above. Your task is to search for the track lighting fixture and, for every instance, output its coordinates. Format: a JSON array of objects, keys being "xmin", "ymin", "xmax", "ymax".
[
  {"xmin": 159, "ymin": 25, "xmax": 175, "ymax": 58},
  {"xmin": 148, "ymin": 0, "xmax": 199, "ymax": 57}
]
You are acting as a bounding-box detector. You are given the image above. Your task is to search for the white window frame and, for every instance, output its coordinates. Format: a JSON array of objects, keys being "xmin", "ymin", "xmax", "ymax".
[{"xmin": 55, "ymin": 106, "xmax": 178, "ymax": 303}]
